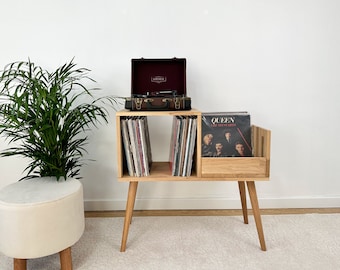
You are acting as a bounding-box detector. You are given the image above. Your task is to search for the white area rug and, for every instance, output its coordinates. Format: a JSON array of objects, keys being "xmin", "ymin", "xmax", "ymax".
[{"xmin": 0, "ymin": 214, "xmax": 339, "ymax": 269}]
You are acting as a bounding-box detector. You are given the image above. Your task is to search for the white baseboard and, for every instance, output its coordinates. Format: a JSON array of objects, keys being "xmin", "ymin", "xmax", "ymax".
[{"xmin": 84, "ymin": 197, "xmax": 340, "ymax": 211}]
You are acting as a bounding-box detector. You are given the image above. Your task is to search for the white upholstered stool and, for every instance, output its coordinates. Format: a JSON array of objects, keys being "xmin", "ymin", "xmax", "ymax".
[{"xmin": 0, "ymin": 177, "xmax": 85, "ymax": 270}]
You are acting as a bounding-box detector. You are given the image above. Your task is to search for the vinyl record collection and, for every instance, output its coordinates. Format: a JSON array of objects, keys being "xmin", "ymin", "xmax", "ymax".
[
  {"xmin": 169, "ymin": 116, "xmax": 197, "ymax": 176},
  {"xmin": 121, "ymin": 116, "xmax": 152, "ymax": 177},
  {"xmin": 120, "ymin": 116, "xmax": 197, "ymax": 177}
]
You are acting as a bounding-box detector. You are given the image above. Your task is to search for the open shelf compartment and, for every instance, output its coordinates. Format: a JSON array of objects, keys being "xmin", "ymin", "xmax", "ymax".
[{"xmin": 116, "ymin": 109, "xmax": 202, "ymax": 181}]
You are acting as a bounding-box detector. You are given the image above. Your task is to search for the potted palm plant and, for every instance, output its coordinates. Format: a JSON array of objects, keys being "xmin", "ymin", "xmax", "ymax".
[{"xmin": 0, "ymin": 59, "xmax": 119, "ymax": 181}]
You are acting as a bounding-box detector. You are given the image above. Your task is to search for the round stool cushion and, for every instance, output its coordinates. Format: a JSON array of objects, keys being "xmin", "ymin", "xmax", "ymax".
[{"xmin": 0, "ymin": 177, "xmax": 85, "ymax": 259}]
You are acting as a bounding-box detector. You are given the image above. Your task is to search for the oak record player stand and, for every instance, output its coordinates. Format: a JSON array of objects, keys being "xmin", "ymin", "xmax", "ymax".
[{"xmin": 116, "ymin": 109, "xmax": 271, "ymax": 252}]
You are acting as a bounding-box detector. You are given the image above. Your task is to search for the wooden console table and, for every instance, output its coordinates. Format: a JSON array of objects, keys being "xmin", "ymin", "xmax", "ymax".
[{"xmin": 116, "ymin": 109, "xmax": 271, "ymax": 252}]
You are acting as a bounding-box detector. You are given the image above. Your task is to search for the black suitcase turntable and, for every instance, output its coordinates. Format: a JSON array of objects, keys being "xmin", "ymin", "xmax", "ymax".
[{"xmin": 125, "ymin": 58, "xmax": 191, "ymax": 111}]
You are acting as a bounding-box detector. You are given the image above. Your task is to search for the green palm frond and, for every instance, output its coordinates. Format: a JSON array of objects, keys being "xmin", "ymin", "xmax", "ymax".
[{"xmin": 0, "ymin": 59, "xmax": 122, "ymax": 181}]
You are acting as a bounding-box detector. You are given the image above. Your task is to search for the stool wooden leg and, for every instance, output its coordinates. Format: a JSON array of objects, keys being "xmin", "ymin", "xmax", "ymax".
[
  {"xmin": 120, "ymin": 181, "xmax": 138, "ymax": 252},
  {"xmin": 14, "ymin": 258, "xmax": 26, "ymax": 270},
  {"xmin": 59, "ymin": 247, "xmax": 72, "ymax": 270},
  {"xmin": 246, "ymin": 181, "xmax": 267, "ymax": 251},
  {"xmin": 238, "ymin": 181, "xmax": 248, "ymax": 224}
]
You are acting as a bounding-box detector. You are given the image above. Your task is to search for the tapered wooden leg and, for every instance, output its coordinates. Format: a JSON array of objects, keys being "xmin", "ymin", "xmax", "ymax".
[
  {"xmin": 120, "ymin": 181, "xmax": 138, "ymax": 252},
  {"xmin": 59, "ymin": 247, "xmax": 72, "ymax": 270},
  {"xmin": 129, "ymin": 182, "xmax": 138, "ymax": 224},
  {"xmin": 246, "ymin": 181, "xmax": 266, "ymax": 251},
  {"xmin": 14, "ymin": 258, "xmax": 26, "ymax": 270},
  {"xmin": 238, "ymin": 181, "xmax": 248, "ymax": 224}
]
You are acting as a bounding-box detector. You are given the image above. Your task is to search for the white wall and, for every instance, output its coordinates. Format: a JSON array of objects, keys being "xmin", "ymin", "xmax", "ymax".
[{"xmin": 1, "ymin": 0, "xmax": 339, "ymax": 210}]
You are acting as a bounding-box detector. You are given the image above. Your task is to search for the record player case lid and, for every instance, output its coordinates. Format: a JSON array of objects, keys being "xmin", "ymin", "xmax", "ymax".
[{"xmin": 131, "ymin": 58, "xmax": 187, "ymax": 96}]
